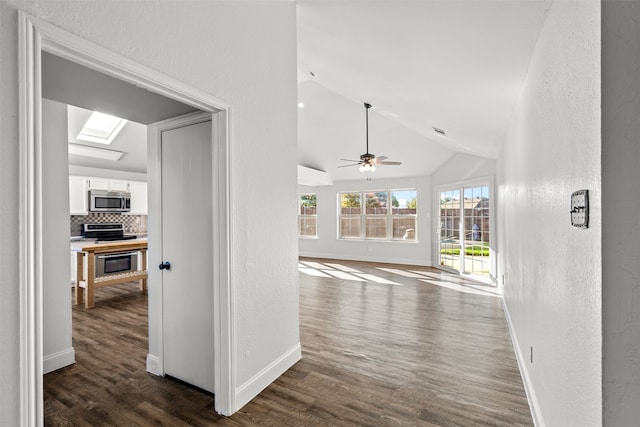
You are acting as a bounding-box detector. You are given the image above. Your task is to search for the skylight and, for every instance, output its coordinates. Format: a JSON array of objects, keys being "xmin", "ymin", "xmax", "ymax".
[{"xmin": 76, "ymin": 111, "xmax": 127, "ymax": 144}]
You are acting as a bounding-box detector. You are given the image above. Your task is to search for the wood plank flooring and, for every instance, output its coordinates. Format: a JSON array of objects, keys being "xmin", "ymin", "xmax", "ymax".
[{"xmin": 44, "ymin": 258, "xmax": 532, "ymax": 426}]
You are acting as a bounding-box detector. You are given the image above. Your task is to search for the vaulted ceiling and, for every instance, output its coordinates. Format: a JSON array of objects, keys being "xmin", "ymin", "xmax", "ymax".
[
  {"xmin": 296, "ymin": 0, "xmax": 552, "ymax": 182},
  {"xmin": 48, "ymin": 2, "xmax": 553, "ymax": 180}
]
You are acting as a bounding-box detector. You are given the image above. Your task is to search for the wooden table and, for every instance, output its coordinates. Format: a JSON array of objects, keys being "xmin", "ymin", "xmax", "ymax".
[{"xmin": 71, "ymin": 240, "xmax": 148, "ymax": 309}]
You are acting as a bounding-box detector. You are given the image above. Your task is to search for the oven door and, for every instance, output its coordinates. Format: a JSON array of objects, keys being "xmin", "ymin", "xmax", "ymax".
[{"xmin": 95, "ymin": 252, "xmax": 139, "ymax": 277}]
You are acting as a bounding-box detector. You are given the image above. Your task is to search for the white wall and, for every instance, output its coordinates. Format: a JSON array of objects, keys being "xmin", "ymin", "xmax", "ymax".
[
  {"xmin": 602, "ymin": 0, "xmax": 640, "ymax": 424},
  {"xmin": 0, "ymin": 1, "xmax": 299, "ymax": 422},
  {"xmin": 299, "ymin": 176, "xmax": 432, "ymax": 266},
  {"xmin": 431, "ymin": 153, "xmax": 496, "ymax": 188},
  {"xmin": 498, "ymin": 1, "xmax": 601, "ymax": 425},
  {"xmin": 42, "ymin": 99, "xmax": 75, "ymax": 374}
]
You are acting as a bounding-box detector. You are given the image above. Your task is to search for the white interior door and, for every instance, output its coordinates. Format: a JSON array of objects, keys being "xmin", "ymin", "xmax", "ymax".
[{"xmin": 161, "ymin": 119, "xmax": 215, "ymax": 392}]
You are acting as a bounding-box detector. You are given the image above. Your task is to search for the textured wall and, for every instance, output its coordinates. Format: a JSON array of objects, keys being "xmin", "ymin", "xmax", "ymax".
[
  {"xmin": 498, "ymin": 1, "xmax": 602, "ymax": 425},
  {"xmin": 0, "ymin": 1, "xmax": 298, "ymax": 422},
  {"xmin": 602, "ymin": 1, "xmax": 640, "ymax": 424}
]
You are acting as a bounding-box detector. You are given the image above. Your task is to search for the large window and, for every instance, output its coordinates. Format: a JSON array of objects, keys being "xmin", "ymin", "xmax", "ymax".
[
  {"xmin": 298, "ymin": 194, "xmax": 317, "ymax": 237},
  {"xmin": 339, "ymin": 189, "xmax": 417, "ymax": 241}
]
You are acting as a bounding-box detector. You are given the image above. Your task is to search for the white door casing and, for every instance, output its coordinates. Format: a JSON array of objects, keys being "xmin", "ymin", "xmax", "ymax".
[
  {"xmin": 18, "ymin": 13, "xmax": 235, "ymax": 424},
  {"xmin": 160, "ymin": 118, "xmax": 215, "ymax": 392}
]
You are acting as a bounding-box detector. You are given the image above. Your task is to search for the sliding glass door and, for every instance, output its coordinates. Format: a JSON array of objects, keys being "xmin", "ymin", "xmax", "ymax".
[{"xmin": 438, "ymin": 184, "xmax": 491, "ymax": 279}]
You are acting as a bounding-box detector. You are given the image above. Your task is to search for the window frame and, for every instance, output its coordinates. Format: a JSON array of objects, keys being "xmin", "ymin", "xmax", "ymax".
[{"xmin": 338, "ymin": 189, "xmax": 417, "ymax": 242}]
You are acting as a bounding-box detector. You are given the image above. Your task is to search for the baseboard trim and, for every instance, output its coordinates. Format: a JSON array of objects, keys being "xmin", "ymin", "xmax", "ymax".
[
  {"xmin": 146, "ymin": 354, "xmax": 162, "ymax": 376},
  {"xmin": 298, "ymin": 252, "xmax": 432, "ymax": 267},
  {"xmin": 43, "ymin": 347, "xmax": 75, "ymax": 374},
  {"xmin": 502, "ymin": 299, "xmax": 545, "ymax": 427},
  {"xmin": 234, "ymin": 343, "xmax": 302, "ymax": 412}
]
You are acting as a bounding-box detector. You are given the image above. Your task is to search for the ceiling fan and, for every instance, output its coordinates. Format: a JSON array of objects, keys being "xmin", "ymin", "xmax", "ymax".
[{"xmin": 339, "ymin": 102, "xmax": 402, "ymax": 175}]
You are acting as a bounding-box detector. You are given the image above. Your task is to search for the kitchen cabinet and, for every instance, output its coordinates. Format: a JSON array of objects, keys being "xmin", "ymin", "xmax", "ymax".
[
  {"xmin": 87, "ymin": 177, "xmax": 109, "ymax": 190},
  {"xmin": 126, "ymin": 180, "xmax": 148, "ymax": 215},
  {"xmin": 88, "ymin": 177, "xmax": 129, "ymax": 192},
  {"xmin": 109, "ymin": 179, "xmax": 130, "ymax": 192},
  {"xmin": 69, "ymin": 176, "xmax": 89, "ymax": 215},
  {"xmin": 70, "ymin": 176, "xmax": 147, "ymax": 215}
]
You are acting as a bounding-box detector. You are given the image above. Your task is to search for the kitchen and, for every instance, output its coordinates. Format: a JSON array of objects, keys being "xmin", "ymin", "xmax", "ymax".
[{"xmin": 66, "ymin": 105, "xmax": 149, "ymax": 310}]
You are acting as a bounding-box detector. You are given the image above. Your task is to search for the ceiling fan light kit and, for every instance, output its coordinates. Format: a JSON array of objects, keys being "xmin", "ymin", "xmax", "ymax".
[{"xmin": 339, "ymin": 102, "xmax": 402, "ymax": 179}]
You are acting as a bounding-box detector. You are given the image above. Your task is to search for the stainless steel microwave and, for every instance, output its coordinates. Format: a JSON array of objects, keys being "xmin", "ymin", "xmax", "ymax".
[{"xmin": 88, "ymin": 189, "xmax": 131, "ymax": 213}]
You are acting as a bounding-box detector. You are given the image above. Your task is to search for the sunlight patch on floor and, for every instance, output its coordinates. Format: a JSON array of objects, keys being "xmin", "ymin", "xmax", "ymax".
[
  {"xmin": 299, "ymin": 261, "xmax": 400, "ymax": 285},
  {"xmin": 324, "ymin": 270, "xmax": 366, "ymax": 281},
  {"xmin": 419, "ymin": 279, "xmax": 500, "ymax": 297},
  {"xmin": 376, "ymin": 267, "xmax": 427, "ymax": 279},
  {"xmin": 353, "ymin": 273, "xmax": 402, "ymax": 286},
  {"xmin": 298, "ymin": 267, "xmax": 331, "ymax": 278},
  {"xmin": 324, "ymin": 263, "xmax": 363, "ymax": 273}
]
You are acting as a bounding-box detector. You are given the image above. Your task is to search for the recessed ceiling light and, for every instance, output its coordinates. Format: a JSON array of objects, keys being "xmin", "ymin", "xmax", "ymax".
[
  {"xmin": 433, "ymin": 127, "xmax": 446, "ymax": 136},
  {"xmin": 68, "ymin": 143, "xmax": 124, "ymax": 161},
  {"xmin": 76, "ymin": 111, "xmax": 127, "ymax": 144},
  {"xmin": 298, "ymin": 102, "xmax": 305, "ymax": 108}
]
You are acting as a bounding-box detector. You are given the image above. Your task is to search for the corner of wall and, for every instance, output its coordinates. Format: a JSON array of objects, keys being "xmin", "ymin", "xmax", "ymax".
[{"xmin": 233, "ymin": 343, "xmax": 301, "ymax": 412}]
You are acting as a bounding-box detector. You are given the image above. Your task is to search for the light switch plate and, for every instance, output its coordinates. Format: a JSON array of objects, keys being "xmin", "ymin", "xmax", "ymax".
[{"xmin": 570, "ymin": 189, "xmax": 589, "ymax": 228}]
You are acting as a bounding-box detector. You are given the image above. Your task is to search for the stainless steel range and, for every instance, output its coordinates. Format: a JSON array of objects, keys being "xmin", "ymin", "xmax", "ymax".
[
  {"xmin": 82, "ymin": 223, "xmax": 139, "ymax": 278},
  {"xmin": 82, "ymin": 223, "xmax": 138, "ymax": 242}
]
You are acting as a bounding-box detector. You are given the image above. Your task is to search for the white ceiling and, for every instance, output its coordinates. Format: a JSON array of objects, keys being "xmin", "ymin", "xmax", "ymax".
[
  {"xmin": 42, "ymin": 51, "xmax": 200, "ymax": 174},
  {"xmin": 45, "ymin": 2, "xmax": 553, "ymax": 181},
  {"xmin": 297, "ymin": 1, "xmax": 552, "ymax": 181}
]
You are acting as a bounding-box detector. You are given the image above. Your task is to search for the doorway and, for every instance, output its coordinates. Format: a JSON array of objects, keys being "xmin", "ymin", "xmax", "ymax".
[
  {"xmin": 19, "ymin": 12, "xmax": 234, "ymax": 423},
  {"xmin": 438, "ymin": 181, "xmax": 492, "ymax": 281}
]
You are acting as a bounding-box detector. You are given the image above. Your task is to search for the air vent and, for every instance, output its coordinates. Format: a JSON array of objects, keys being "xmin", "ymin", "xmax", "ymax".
[{"xmin": 433, "ymin": 127, "xmax": 446, "ymax": 136}]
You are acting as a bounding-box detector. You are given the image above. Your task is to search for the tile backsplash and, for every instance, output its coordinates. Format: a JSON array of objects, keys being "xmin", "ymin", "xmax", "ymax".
[{"xmin": 70, "ymin": 213, "xmax": 147, "ymax": 236}]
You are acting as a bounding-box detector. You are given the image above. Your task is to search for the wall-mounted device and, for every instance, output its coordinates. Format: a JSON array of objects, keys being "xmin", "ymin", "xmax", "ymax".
[{"xmin": 570, "ymin": 189, "xmax": 589, "ymax": 228}]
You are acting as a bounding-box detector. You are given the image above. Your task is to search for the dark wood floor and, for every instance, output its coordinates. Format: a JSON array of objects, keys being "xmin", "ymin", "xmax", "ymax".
[{"xmin": 44, "ymin": 258, "xmax": 532, "ymax": 426}]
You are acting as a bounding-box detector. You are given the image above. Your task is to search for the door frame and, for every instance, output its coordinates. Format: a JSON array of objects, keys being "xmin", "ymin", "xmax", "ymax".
[
  {"xmin": 434, "ymin": 176, "xmax": 497, "ymax": 284},
  {"xmin": 18, "ymin": 12, "xmax": 235, "ymax": 424}
]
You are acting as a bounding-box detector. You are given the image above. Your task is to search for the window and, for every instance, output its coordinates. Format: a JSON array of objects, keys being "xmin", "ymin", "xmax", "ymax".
[
  {"xmin": 298, "ymin": 194, "xmax": 317, "ymax": 237},
  {"xmin": 391, "ymin": 189, "xmax": 417, "ymax": 241},
  {"xmin": 339, "ymin": 189, "xmax": 417, "ymax": 241},
  {"xmin": 339, "ymin": 192, "xmax": 361, "ymax": 239}
]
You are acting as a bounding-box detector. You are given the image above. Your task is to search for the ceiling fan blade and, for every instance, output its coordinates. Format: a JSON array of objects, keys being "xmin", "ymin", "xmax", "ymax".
[
  {"xmin": 378, "ymin": 161, "xmax": 402, "ymax": 165},
  {"xmin": 375, "ymin": 156, "xmax": 388, "ymax": 162},
  {"xmin": 338, "ymin": 163, "xmax": 361, "ymax": 168},
  {"xmin": 340, "ymin": 158, "xmax": 361, "ymax": 163}
]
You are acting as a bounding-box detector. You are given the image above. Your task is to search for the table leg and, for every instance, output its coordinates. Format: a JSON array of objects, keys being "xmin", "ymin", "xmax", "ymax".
[
  {"xmin": 74, "ymin": 252, "xmax": 85, "ymax": 305},
  {"xmin": 140, "ymin": 249, "xmax": 147, "ymax": 291},
  {"xmin": 86, "ymin": 252, "xmax": 95, "ymax": 309}
]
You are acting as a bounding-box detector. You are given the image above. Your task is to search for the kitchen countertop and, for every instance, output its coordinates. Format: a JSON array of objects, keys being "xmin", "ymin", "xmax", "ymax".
[
  {"xmin": 71, "ymin": 238, "xmax": 147, "ymax": 252},
  {"xmin": 70, "ymin": 233, "xmax": 147, "ymax": 242}
]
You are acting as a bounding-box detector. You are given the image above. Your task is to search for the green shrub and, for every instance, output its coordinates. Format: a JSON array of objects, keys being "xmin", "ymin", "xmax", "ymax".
[{"xmin": 440, "ymin": 246, "xmax": 489, "ymax": 256}]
